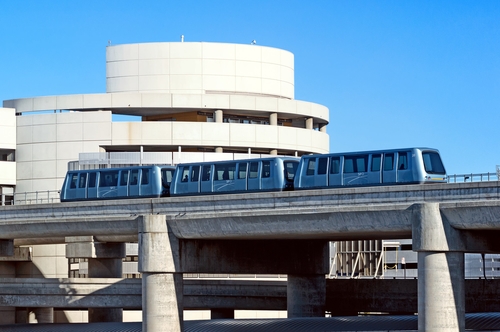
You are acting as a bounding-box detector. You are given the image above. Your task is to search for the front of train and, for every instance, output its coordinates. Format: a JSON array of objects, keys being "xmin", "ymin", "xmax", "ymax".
[{"xmin": 416, "ymin": 148, "xmax": 447, "ymax": 183}]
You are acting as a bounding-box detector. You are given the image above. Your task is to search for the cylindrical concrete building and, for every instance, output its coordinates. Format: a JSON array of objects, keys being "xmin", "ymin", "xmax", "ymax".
[{"xmin": 3, "ymin": 42, "xmax": 329, "ymax": 196}]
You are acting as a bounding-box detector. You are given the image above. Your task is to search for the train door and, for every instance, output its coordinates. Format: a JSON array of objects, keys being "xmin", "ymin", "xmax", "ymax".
[
  {"xmin": 188, "ymin": 166, "xmax": 201, "ymax": 193},
  {"xmin": 382, "ymin": 153, "xmax": 396, "ymax": 184},
  {"xmin": 260, "ymin": 160, "xmax": 273, "ymax": 190},
  {"xmin": 235, "ymin": 162, "xmax": 248, "ymax": 191},
  {"xmin": 98, "ymin": 170, "xmax": 118, "ymax": 198},
  {"xmin": 328, "ymin": 156, "xmax": 342, "ymax": 186},
  {"xmin": 161, "ymin": 167, "xmax": 174, "ymax": 196},
  {"xmin": 129, "ymin": 169, "xmax": 140, "ymax": 197},
  {"xmin": 315, "ymin": 156, "xmax": 329, "ymax": 187},
  {"xmin": 247, "ymin": 161, "xmax": 260, "ymax": 191},
  {"xmin": 367, "ymin": 154, "xmax": 382, "ymax": 184},
  {"xmin": 396, "ymin": 151, "xmax": 412, "ymax": 183},
  {"xmin": 343, "ymin": 155, "xmax": 368, "ymax": 186},
  {"xmin": 283, "ymin": 160, "xmax": 298, "ymax": 190},
  {"xmin": 213, "ymin": 163, "xmax": 236, "ymax": 192},
  {"xmin": 139, "ymin": 168, "xmax": 152, "ymax": 196},
  {"xmin": 87, "ymin": 172, "xmax": 97, "ymax": 199},
  {"xmin": 200, "ymin": 164, "xmax": 213, "ymax": 193},
  {"xmin": 117, "ymin": 170, "xmax": 129, "ymax": 197},
  {"xmin": 75, "ymin": 173, "xmax": 85, "ymax": 199}
]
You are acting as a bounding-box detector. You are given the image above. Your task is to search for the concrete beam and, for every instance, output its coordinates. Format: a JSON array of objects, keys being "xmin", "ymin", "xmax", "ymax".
[
  {"xmin": 180, "ymin": 239, "xmax": 329, "ymax": 274},
  {"xmin": 2, "ymin": 278, "xmax": 500, "ymax": 313},
  {"xmin": 65, "ymin": 237, "xmax": 126, "ymax": 259},
  {"xmin": 0, "ymin": 216, "xmax": 139, "ymax": 239},
  {"xmin": 0, "ymin": 247, "xmax": 31, "ymax": 261}
]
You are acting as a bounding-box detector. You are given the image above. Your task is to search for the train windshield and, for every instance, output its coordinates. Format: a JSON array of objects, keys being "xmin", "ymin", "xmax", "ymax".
[
  {"xmin": 161, "ymin": 168, "xmax": 174, "ymax": 188},
  {"xmin": 422, "ymin": 151, "xmax": 446, "ymax": 174},
  {"xmin": 284, "ymin": 161, "xmax": 299, "ymax": 181}
]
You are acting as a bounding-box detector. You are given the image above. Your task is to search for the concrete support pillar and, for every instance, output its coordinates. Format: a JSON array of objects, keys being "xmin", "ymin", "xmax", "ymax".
[
  {"xmin": 139, "ymin": 214, "xmax": 183, "ymax": 332},
  {"xmin": 305, "ymin": 117, "xmax": 313, "ymax": 130},
  {"xmin": 418, "ymin": 252, "xmax": 464, "ymax": 332},
  {"xmin": 215, "ymin": 147, "xmax": 223, "ymax": 153},
  {"xmin": 211, "ymin": 308, "xmax": 234, "ymax": 319},
  {"xmin": 319, "ymin": 124, "xmax": 327, "ymax": 133},
  {"xmin": 287, "ymin": 274, "xmax": 326, "ymax": 317},
  {"xmin": 269, "ymin": 113, "xmax": 277, "ymax": 126},
  {"xmin": 412, "ymin": 203, "xmax": 465, "ymax": 332},
  {"xmin": 270, "ymin": 149, "xmax": 278, "ymax": 155},
  {"xmin": 214, "ymin": 110, "xmax": 223, "ymax": 123},
  {"xmin": 88, "ymin": 257, "xmax": 123, "ymax": 322},
  {"xmin": 66, "ymin": 236, "xmax": 126, "ymax": 323}
]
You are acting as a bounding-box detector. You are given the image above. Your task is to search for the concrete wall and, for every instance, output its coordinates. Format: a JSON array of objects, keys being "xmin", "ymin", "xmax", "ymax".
[
  {"xmin": 112, "ymin": 121, "xmax": 327, "ymax": 153},
  {"xmin": 106, "ymin": 42, "xmax": 294, "ymax": 99},
  {"xmin": 0, "ymin": 108, "xmax": 16, "ymax": 186},
  {"xmin": 15, "ymin": 111, "xmax": 112, "ymax": 193}
]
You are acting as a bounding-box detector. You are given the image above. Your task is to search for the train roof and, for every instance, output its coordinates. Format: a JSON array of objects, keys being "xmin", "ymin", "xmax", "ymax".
[
  {"xmin": 304, "ymin": 147, "xmax": 441, "ymax": 157},
  {"xmin": 66, "ymin": 165, "xmax": 175, "ymax": 173},
  {"xmin": 176, "ymin": 156, "xmax": 300, "ymax": 166}
]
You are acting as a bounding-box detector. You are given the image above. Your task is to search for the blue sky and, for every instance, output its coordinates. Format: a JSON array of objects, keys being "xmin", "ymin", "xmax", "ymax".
[{"xmin": 1, "ymin": 0, "xmax": 499, "ymax": 175}]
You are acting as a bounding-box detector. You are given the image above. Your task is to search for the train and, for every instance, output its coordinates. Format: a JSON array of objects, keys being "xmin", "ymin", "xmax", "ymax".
[
  {"xmin": 60, "ymin": 147, "xmax": 446, "ymax": 202},
  {"xmin": 170, "ymin": 156, "xmax": 299, "ymax": 196},
  {"xmin": 60, "ymin": 165, "xmax": 176, "ymax": 202},
  {"xmin": 294, "ymin": 147, "xmax": 446, "ymax": 189}
]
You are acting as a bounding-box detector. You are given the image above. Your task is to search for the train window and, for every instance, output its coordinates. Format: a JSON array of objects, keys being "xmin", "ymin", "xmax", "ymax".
[
  {"xmin": 262, "ymin": 161, "xmax": 271, "ymax": 178},
  {"xmin": 344, "ymin": 155, "xmax": 368, "ymax": 173},
  {"xmin": 162, "ymin": 168, "xmax": 173, "ymax": 186},
  {"xmin": 191, "ymin": 166, "xmax": 200, "ymax": 182},
  {"xmin": 422, "ymin": 152, "xmax": 446, "ymax": 174},
  {"xmin": 100, "ymin": 171, "xmax": 118, "ymax": 187},
  {"xmin": 318, "ymin": 157, "xmax": 328, "ymax": 175},
  {"xmin": 79, "ymin": 173, "xmax": 87, "ymax": 188},
  {"xmin": 330, "ymin": 157, "xmax": 340, "ymax": 174},
  {"xmin": 238, "ymin": 163, "xmax": 247, "ymax": 179},
  {"xmin": 69, "ymin": 174, "xmax": 78, "ymax": 189},
  {"xmin": 398, "ymin": 152, "xmax": 408, "ymax": 170},
  {"xmin": 306, "ymin": 159, "xmax": 316, "ymax": 176},
  {"xmin": 201, "ymin": 165, "xmax": 211, "ymax": 181},
  {"xmin": 284, "ymin": 161, "xmax": 298, "ymax": 180},
  {"xmin": 371, "ymin": 154, "xmax": 381, "ymax": 172},
  {"xmin": 384, "ymin": 153, "xmax": 394, "ymax": 171},
  {"xmin": 120, "ymin": 171, "xmax": 129, "ymax": 186},
  {"xmin": 249, "ymin": 162, "xmax": 259, "ymax": 178},
  {"xmin": 181, "ymin": 167, "xmax": 189, "ymax": 182},
  {"xmin": 89, "ymin": 173, "xmax": 96, "ymax": 188},
  {"xmin": 141, "ymin": 169, "xmax": 150, "ymax": 185},
  {"xmin": 215, "ymin": 163, "xmax": 236, "ymax": 180},
  {"xmin": 130, "ymin": 170, "xmax": 139, "ymax": 185}
]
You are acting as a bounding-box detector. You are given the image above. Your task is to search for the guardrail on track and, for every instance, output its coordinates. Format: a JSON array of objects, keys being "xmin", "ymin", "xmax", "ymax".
[
  {"xmin": 10, "ymin": 190, "xmax": 60, "ymax": 205},
  {"xmin": 447, "ymin": 172, "xmax": 499, "ymax": 183}
]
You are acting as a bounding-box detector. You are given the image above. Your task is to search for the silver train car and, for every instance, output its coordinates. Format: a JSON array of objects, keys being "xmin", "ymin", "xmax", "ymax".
[
  {"xmin": 170, "ymin": 157, "xmax": 299, "ymax": 196},
  {"xmin": 294, "ymin": 147, "xmax": 446, "ymax": 190},
  {"xmin": 60, "ymin": 165, "xmax": 175, "ymax": 202}
]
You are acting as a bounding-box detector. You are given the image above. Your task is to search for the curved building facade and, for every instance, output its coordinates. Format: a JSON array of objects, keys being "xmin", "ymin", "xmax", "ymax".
[{"xmin": 3, "ymin": 41, "xmax": 329, "ymax": 196}]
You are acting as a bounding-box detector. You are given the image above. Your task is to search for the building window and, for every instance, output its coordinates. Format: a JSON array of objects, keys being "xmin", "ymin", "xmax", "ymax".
[{"xmin": 0, "ymin": 149, "xmax": 15, "ymax": 162}]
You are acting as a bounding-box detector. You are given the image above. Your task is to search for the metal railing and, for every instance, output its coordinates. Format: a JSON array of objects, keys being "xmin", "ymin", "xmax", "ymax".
[
  {"xmin": 12, "ymin": 190, "xmax": 60, "ymax": 205},
  {"xmin": 447, "ymin": 172, "xmax": 499, "ymax": 183}
]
